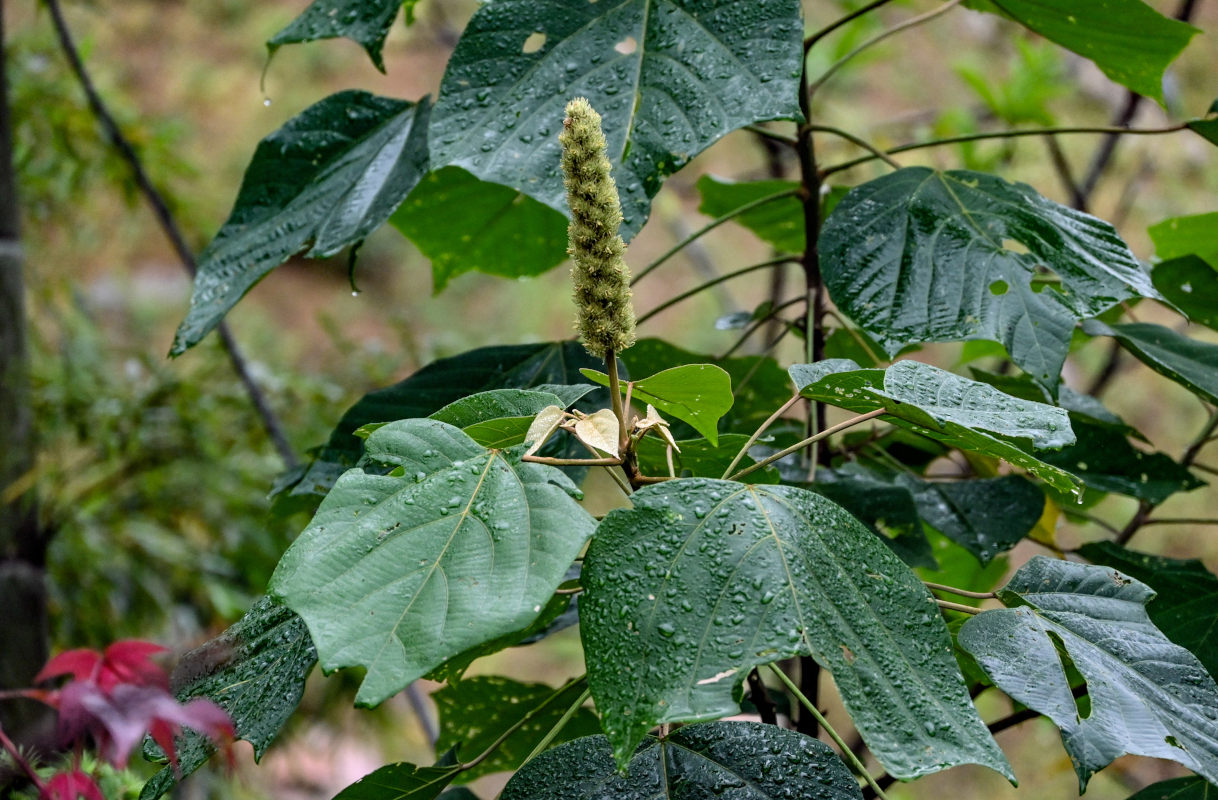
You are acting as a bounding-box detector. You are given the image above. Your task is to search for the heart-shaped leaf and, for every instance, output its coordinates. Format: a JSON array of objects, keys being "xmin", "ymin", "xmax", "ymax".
[
  {"xmin": 820, "ymin": 167, "xmax": 1155, "ymax": 389},
  {"xmin": 501, "ymin": 722, "xmax": 863, "ymax": 800},
  {"xmin": 267, "ymin": 0, "xmax": 421, "ymax": 72},
  {"xmin": 574, "ymin": 409, "xmax": 621, "ymax": 457},
  {"xmin": 581, "ymin": 478, "xmax": 1011, "ymax": 779},
  {"xmin": 959, "ymin": 556, "xmax": 1218, "ymax": 789},
  {"xmin": 270, "ymin": 419, "xmax": 596, "ymax": 706},
  {"xmin": 790, "ymin": 359, "xmax": 1080, "ymax": 494},
  {"xmin": 171, "ymin": 91, "xmax": 431, "ymax": 355},
  {"xmin": 429, "ymin": 0, "xmax": 804, "ymax": 238},
  {"xmin": 582, "ymin": 364, "xmax": 733, "ymax": 446},
  {"xmin": 1083, "ymin": 320, "xmax": 1218, "ymax": 406}
]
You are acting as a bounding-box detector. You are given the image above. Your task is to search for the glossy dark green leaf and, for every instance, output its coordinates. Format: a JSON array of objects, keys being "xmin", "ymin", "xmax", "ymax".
[
  {"xmin": 284, "ymin": 342, "xmax": 605, "ymax": 501},
  {"xmin": 790, "ymin": 359, "xmax": 1080, "ymax": 494},
  {"xmin": 1083, "ymin": 320, "xmax": 1218, "ymax": 406},
  {"xmin": 959, "ymin": 556, "xmax": 1218, "ymax": 789},
  {"xmin": 270, "ymin": 420, "xmax": 596, "ymax": 706},
  {"xmin": 581, "ymin": 478, "xmax": 1011, "ymax": 779},
  {"xmin": 501, "ymin": 722, "xmax": 863, "ymax": 800},
  {"xmin": 1126, "ymin": 776, "xmax": 1218, "ymax": 800},
  {"xmin": 810, "ymin": 466, "xmax": 935, "ymax": 568},
  {"xmin": 332, "ymin": 760, "xmax": 461, "ymax": 800},
  {"xmin": 635, "ymin": 433, "xmax": 778, "ymax": 484},
  {"xmin": 429, "ymin": 0, "xmax": 804, "ymax": 238},
  {"xmin": 1154, "ymin": 257, "xmax": 1218, "ymax": 332},
  {"xmin": 390, "ymin": 167, "xmax": 570, "ymax": 291},
  {"xmin": 1079, "ymin": 542, "xmax": 1218, "ymax": 678},
  {"xmin": 1040, "ymin": 418, "xmax": 1203, "ymax": 504},
  {"xmin": 820, "ymin": 167, "xmax": 1155, "ymax": 389},
  {"xmin": 1188, "ymin": 116, "xmax": 1218, "ymax": 148},
  {"xmin": 907, "ymin": 475, "xmax": 1044, "ymax": 564},
  {"xmin": 1150, "ymin": 212, "xmax": 1218, "ymax": 265},
  {"xmin": 582, "ymin": 364, "xmax": 733, "ymax": 446},
  {"xmin": 695, "ymin": 175, "xmax": 804, "ymax": 252},
  {"xmin": 434, "ymin": 677, "xmax": 598, "ymax": 781},
  {"xmin": 139, "ymin": 597, "xmax": 316, "ymax": 800},
  {"xmin": 268, "ymin": 0, "xmax": 421, "ymax": 72},
  {"xmin": 171, "ymin": 92, "xmax": 430, "ymax": 355},
  {"xmin": 968, "ymin": 0, "xmax": 1197, "ymax": 102},
  {"xmin": 430, "ymin": 387, "xmax": 591, "ymax": 430}
]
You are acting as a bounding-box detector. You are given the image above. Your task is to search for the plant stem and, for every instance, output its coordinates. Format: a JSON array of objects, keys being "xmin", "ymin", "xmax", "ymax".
[
  {"xmin": 729, "ymin": 408, "xmax": 887, "ymax": 482},
  {"xmin": 0, "ymin": 720, "xmax": 45, "ymax": 792},
  {"xmin": 806, "ymin": 0, "xmax": 964, "ymax": 99},
  {"xmin": 825, "ymin": 309, "xmax": 884, "ymax": 365},
  {"xmin": 631, "ymin": 189, "xmax": 800, "ymax": 286},
  {"xmin": 1139, "ymin": 518, "xmax": 1218, "ymax": 527},
  {"xmin": 807, "ymin": 125, "xmax": 902, "ymax": 169},
  {"xmin": 523, "ymin": 455, "xmax": 621, "ymax": 467},
  {"xmin": 721, "ymin": 393, "xmax": 802, "ymax": 479},
  {"xmin": 462, "ymin": 675, "xmax": 587, "ymax": 770},
  {"xmin": 769, "ymin": 665, "xmax": 890, "ymax": 800},
  {"xmin": 606, "ymin": 349, "xmax": 627, "ymax": 448},
  {"xmin": 745, "ymin": 125, "xmax": 798, "ymax": 147},
  {"xmin": 804, "ymin": 0, "xmax": 900, "ymax": 53},
  {"xmin": 45, "ymin": 0, "xmax": 299, "ymax": 470},
  {"xmin": 636, "ymin": 256, "xmax": 799, "ymax": 325},
  {"xmin": 923, "ymin": 582, "xmax": 995, "ymax": 600},
  {"xmin": 746, "ymin": 669, "xmax": 778, "ymax": 726},
  {"xmin": 820, "ymin": 124, "xmax": 1187, "ymax": 177},
  {"xmin": 520, "ymin": 687, "xmax": 591, "ymax": 766},
  {"xmin": 719, "ymin": 297, "xmax": 802, "ymax": 359},
  {"xmin": 935, "ymin": 599, "xmax": 981, "ymax": 615}
]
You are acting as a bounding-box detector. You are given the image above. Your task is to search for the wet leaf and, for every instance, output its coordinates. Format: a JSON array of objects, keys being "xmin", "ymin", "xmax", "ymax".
[
  {"xmin": 429, "ymin": 0, "xmax": 804, "ymax": 238},
  {"xmin": 581, "ymin": 478, "xmax": 1011, "ymax": 779},
  {"xmin": 268, "ymin": 0, "xmax": 422, "ymax": 72},
  {"xmin": 390, "ymin": 167, "xmax": 570, "ymax": 291},
  {"xmin": 331, "ymin": 760, "xmax": 461, "ymax": 800},
  {"xmin": 820, "ymin": 167, "xmax": 1155, "ymax": 390},
  {"xmin": 582, "ymin": 364, "xmax": 733, "ymax": 446},
  {"xmin": 1125, "ymin": 776, "xmax": 1217, "ymax": 800},
  {"xmin": 270, "ymin": 420, "xmax": 596, "ymax": 706},
  {"xmin": 695, "ymin": 175, "xmax": 803, "ymax": 252},
  {"xmin": 635, "ymin": 433, "xmax": 777, "ymax": 484},
  {"xmin": 1083, "ymin": 320, "xmax": 1218, "ymax": 406},
  {"xmin": 574, "ymin": 409, "xmax": 621, "ymax": 457},
  {"xmin": 430, "ymin": 388, "xmax": 591, "ymax": 430},
  {"xmin": 501, "ymin": 722, "xmax": 863, "ymax": 800},
  {"xmin": 1153, "ymin": 257, "xmax": 1218, "ymax": 332},
  {"xmin": 790, "ymin": 359, "xmax": 1080, "ymax": 494},
  {"xmin": 1150, "ymin": 212, "xmax": 1218, "ymax": 265},
  {"xmin": 171, "ymin": 92, "xmax": 430, "ymax": 355},
  {"xmin": 959, "ymin": 557, "xmax": 1218, "ymax": 789},
  {"xmin": 139, "ymin": 598, "xmax": 316, "ymax": 800}
]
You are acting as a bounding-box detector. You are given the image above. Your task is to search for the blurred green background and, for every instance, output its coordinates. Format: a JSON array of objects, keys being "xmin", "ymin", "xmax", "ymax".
[{"xmin": 7, "ymin": 0, "xmax": 1218, "ymax": 797}]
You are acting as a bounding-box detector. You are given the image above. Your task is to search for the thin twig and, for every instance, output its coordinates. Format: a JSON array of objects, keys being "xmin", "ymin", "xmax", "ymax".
[
  {"xmin": 804, "ymin": 0, "xmax": 900, "ymax": 53},
  {"xmin": 744, "ymin": 125, "xmax": 798, "ymax": 148},
  {"xmin": 0, "ymin": 721, "xmax": 45, "ymax": 792},
  {"xmin": 746, "ymin": 669, "xmax": 779, "ymax": 726},
  {"xmin": 45, "ymin": 0, "xmax": 299, "ymax": 469},
  {"xmin": 923, "ymin": 582, "xmax": 995, "ymax": 600},
  {"xmin": 636, "ymin": 256, "xmax": 799, "ymax": 325},
  {"xmin": 808, "ymin": 124, "xmax": 902, "ymax": 169},
  {"xmin": 522, "ymin": 455, "xmax": 621, "ymax": 467},
  {"xmin": 719, "ymin": 297, "xmax": 802, "ymax": 359},
  {"xmin": 520, "ymin": 687, "xmax": 590, "ymax": 766},
  {"xmin": 729, "ymin": 408, "xmax": 887, "ymax": 481},
  {"xmin": 1139, "ymin": 517, "xmax": 1218, "ymax": 527},
  {"xmin": 721, "ymin": 393, "xmax": 802, "ymax": 479},
  {"xmin": 462, "ymin": 675, "xmax": 587, "ymax": 770},
  {"xmin": 825, "ymin": 309, "xmax": 884, "ymax": 365},
  {"xmin": 935, "ymin": 599, "xmax": 981, "ymax": 615}
]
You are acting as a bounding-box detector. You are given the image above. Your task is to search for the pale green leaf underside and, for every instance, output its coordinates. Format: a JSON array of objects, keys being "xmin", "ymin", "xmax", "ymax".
[
  {"xmin": 959, "ymin": 557, "xmax": 1218, "ymax": 789},
  {"xmin": 501, "ymin": 722, "xmax": 863, "ymax": 800},
  {"xmin": 581, "ymin": 478, "xmax": 1011, "ymax": 779},
  {"xmin": 581, "ymin": 363, "xmax": 733, "ymax": 446},
  {"xmin": 429, "ymin": 0, "xmax": 804, "ymax": 238},
  {"xmin": 790, "ymin": 359, "xmax": 1080, "ymax": 494},
  {"xmin": 819, "ymin": 167, "xmax": 1155, "ymax": 389},
  {"xmin": 270, "ymin": 419, "xmax": 595, "ymax": 706}
]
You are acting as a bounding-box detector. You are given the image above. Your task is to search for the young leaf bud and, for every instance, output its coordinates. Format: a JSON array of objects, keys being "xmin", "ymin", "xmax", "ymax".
[{"xmin": 560, "ymin": 97, "xmax": 636, "ymax": 359}]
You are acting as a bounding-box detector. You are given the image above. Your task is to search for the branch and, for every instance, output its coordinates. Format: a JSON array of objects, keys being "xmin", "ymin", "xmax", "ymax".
[
  {"xmin": 718, "ymin": 297, "xmax": 802, "ymax": 359},
  {"xmin": 923, "ymin": 581, "xmax": 995, "ymax": 600},
  {"xmin": 636, "ymin": 256, "xmax": 799, "ymax": 325},
  {"xmin": 45, "ymin": 0, "xmax": 299, "ymax": 469},
  {"xmin": 804, "ymin": 0, "xmax": 901, "ymax": 53},
  {"xmin": 721, "ymin": 393, "xmax": 801, "ymax": 479},
  {"xmin": 728, "ymin": 408, "xmax": 887, "ymax": 481},
  {"xmin": 808, "ymin": 125, "xmax": 901, "ymax": 170}
]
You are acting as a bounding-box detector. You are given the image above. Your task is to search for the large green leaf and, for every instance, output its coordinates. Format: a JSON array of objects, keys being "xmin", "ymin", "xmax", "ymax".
[
  {"xmin": 906, "ymin": 475, "xmax": 1044, "ymax": 564},
  {"xmin": 695, "ymin": 175, "xmax": 804, "ymax": 252},
  {"xmin": 810, "ymin": 466, "xmax": 935, "ymax": 568},
  {"xmin": 270, "ymin": 419, "xmax": 596, "ymax": 706},
  {"xmin": 332, "ymin": 760, "xmax": 461, "ymax": 800},
  {"xmin": 139, "ymin": 597, "xmax": 316, "ymax": 800},
  {"xmin": 171, "ymin": 92, "xmax": 430, "ymax": 355},
  {"xmin": 390, "ymin": 167, "xmax": 570, "ymax": 291},
  {"xmin": 790, "ymin": 359, "xmax": 1080, "ymax": 494},
  {"xmin": 429, "ymin": 387, "xmax": 592, "ymax": 430},
  {"xmin": 501, "ymin": 722, "xmax": 863, "ymax": 800},
  {"xmin": 429, "ymin": 0, "xmax": 804, "ymax": 238},
  {"xmin": 819, "ymin": 167, "xmax": 1155, "ymax": 389},
  {"xmin": 581, "ymin": 478, "xmax": 1011, "ymax": 779},
  {"xmin": 1083, "ymin": 320, "xmax": 1218, "ymax": 405},
  {"xmin": 582, "ymin": 363, "xmax": 733, "ymax": 446},
  {"xmin": 1150, "ymin": 213, "xmax": 1218, "ymax": 265},
  {"xmin": 434, "ymin": 677, "xmax": 599, "ymax": 781},
  {"xmin": 1154, "ymin": 257, "xmax": 1218, "ymax": 332},
  {"xmin": 1126, "ymin": 777, "xmax": 1218, "ymax": 800},
  {"xmin": 958, "ymin": 556, "xmax": 1218, "ymax": 789},
  {"xmin": 635, "ymin": 433, "xmax": 778, "ymax": 484},
  {"xmin": 268, "ymin": 0, "xmax": 421, "ymax": 72},
  {"xmin": 967, "ymin": 0, "xmax": 1197, "ymax": 103},
  {"xmin": 1040, "ymin": 417, "xmax": 1203, "ymax": 504},
  {"xmin": 1079, "ymin": 542, "xmax": 1218, "ymax": 679},
  {"xmin": 284, "ymin": 342, "xmax": 605, "ymax": 501}
]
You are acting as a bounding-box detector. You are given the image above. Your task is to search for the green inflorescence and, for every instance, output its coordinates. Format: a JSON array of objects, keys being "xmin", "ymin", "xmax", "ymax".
[{"xmin": 560, "ymin": 97, "xmax": 636, "ymax": 359}]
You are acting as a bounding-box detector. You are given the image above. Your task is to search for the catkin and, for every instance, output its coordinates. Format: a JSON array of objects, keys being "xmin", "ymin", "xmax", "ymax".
[{"xmin": 560, "ymin": 98, "xmax": 636, "ymax": 359}]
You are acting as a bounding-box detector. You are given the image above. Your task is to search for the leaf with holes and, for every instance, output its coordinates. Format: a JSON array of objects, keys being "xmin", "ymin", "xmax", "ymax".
[
  {"xmin": 270, "ymin": 419, "xmax": 596, "ymax": 706},
  {"xmin": 581, "ymin": 478, "xmax": 1011, "ymax": 778},
  {"xmin": 819, "ymin": 167, "xmax": 1156, "ymax": 390},
  {"xmin": 1083, "ymin": 320, "xmax": 1218, "ymax": 406},
  {"xmin": 267, "ymin": 0, "xmax": 422, "ymax": 72},
  {"xmin": 790, "ymin": 359, "xmax": 1080, "ymax": 494},
  {"xmin": 391, "ymin": 167, "xmax": 570, "ymax": 291},
  {"xmin": 966, "ymin": 0, "xmax": 1197, "ymax": 103},
  {"xmin": 696, "ymin": 175, "xmax": 803, "ymax": 252},
  {"xmin": 958, "ymin": 556, "xmax": 1218, "ymax": 790},
  {"xmin": 139, "ymin": 597, "xmax": 316, "ymax": 800},
  {"xmin": 501, "ymin": 722, "xmax": 863, "ymax": 800},
  {"xmin": 582, "ymin": 364, "xmax": 733, "ymax": 446},
  {"xmin": 171, "ymin": 92, "xmax": 431, "ymax": 355},
  {"xmin": 429, "ymin": 0, "xmax": 804, "ymax": 238}
]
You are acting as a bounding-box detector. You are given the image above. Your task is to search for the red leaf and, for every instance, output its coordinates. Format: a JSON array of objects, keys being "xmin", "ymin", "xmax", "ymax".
[
  {"xmin": 41, "ymin": 770, "xmax": 104, "ymax": 800},
  {"xmin": 35, "ymin": 650, "xmax": 101, "ymax": 685},
  {"xmin": 36, "ymin": 641, "xmax": 169, "ymax": 693}
]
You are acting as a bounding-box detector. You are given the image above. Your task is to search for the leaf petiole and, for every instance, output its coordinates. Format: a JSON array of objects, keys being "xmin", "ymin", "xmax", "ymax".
[{"xmin": 728, "ymin": 408, "xmax": 887, "ymax": 481}]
